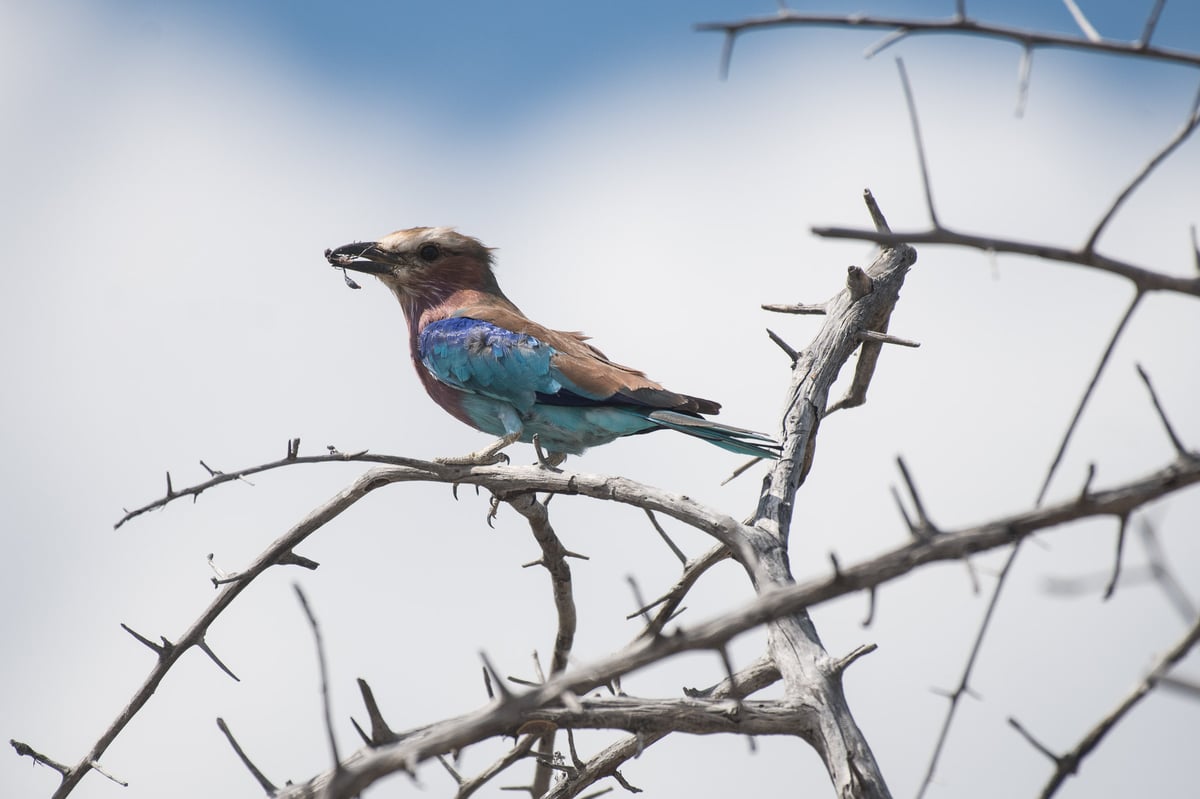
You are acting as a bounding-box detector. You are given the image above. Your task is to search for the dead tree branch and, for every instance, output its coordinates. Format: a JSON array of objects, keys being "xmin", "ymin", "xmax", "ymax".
[
  {"xmin": 917, "ymin": 544, "xmax": 1021, "ymax": 799},
  {"xmin": 1023, "ymin": 614, "xmax": 1200, "ymax": 798},
  {"xmin": 696, "ymin": 9, "xmax": 1200, "ymax": 73},
  {"xmin": 502, "ymin": 490, "xmax": 579, "ymax": 797},
  {"xmin": 16, "ymin": 423, "xmax": 1198, "ymax": 797},
  {"xmin": 743, "ymin": 197, "xmax": 916, "ymax": 798}
]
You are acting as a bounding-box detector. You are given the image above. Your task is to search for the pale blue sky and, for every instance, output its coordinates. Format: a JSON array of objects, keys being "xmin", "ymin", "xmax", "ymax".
[{"xmin": 18, "ymin": 1, "xmax": 1200, "ymax": 133}]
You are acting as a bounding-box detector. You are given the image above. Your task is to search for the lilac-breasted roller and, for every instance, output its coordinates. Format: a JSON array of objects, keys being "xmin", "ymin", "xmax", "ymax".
[{"xmin": 325, "ymin": 227, "xmax": 779, "ymax": 465}]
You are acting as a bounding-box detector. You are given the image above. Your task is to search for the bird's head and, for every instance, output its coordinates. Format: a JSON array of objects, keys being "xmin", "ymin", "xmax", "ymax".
[{"xmin": 325, "ymin": 227, "xmax": 500, "ymax": 304}]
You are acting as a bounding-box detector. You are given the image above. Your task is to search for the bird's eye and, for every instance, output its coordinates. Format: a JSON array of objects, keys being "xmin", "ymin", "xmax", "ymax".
[{"xmin": 418, "ymin": 243, "xmax": 441, "ymax": 261}]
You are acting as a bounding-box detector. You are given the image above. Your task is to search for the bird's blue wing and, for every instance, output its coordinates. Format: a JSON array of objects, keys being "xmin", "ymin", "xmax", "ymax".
[
  {"xmin": 418, "ymin": 317, "xmax": 565, "ymax": 412},
  {"xmin": 418, "ymin": 315, "xmax": 780, "ymax": 458}
]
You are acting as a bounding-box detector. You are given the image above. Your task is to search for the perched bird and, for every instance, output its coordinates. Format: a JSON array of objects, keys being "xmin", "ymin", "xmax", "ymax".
[{"xmin": 325, "ymin": 227, "xmax": 778, "ymax": 465}]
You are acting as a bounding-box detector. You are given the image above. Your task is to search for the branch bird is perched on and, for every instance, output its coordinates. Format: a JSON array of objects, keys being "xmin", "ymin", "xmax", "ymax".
[{"xmin": 325, "ymin": 227, "xmax": 779, "ymax": 465}]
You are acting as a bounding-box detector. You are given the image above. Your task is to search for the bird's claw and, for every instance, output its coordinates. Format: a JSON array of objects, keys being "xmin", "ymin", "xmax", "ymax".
[
  {"xmin": 486, "ymin": 495, "xmax": 502, "ymax": 527},
  {"xmin": 532, "ymin": 434, "xmax": 567, "ymax": 471}
]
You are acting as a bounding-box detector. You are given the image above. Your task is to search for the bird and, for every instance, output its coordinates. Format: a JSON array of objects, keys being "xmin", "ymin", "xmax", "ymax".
[{"xmin": 325, "ymin": 227, "xmax": 779, "ymax": 465}]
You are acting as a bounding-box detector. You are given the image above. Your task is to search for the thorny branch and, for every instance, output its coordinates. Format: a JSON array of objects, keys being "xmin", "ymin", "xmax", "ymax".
[
  {"xmin": 916, "ymin": 544, "xmax": 1021, "ymax": 799},
  {"xmin": 696, "ymin": 8, "xmax": 1200, "ymax": 77},
  {"xmin": 502, "ymin": 490, "xmax": 579, "ymax": 797},
  {"xmin": 1021, "ymin": 614, "xmax": 1200, "ymax": 798},
  {"xmin": 812, "ymin": 69, "xmax": 1200, "ymax": 301},
  {"xmin": 543, "ymin": 656, "xmax": 777, "ymax": 799},
  {"xmin": 696, "ymin": 7, "xmax": 1200, "ymax": 798},
  {"xmin": 1035, "ymin": 293, "xmax": 1144, "ymax": 507},
  {"xmin": 740, "ymin": 197, "xmax": 916, "ymax": 799},
  {"xmin": 14, "ymin": 401, "xmax": 1200, "ymax": 795},
  {"xmin": 632, "ymin": 543, "xmax": 730, "ymax": 639},
  {"xmin": 919, "ymin": 351, "xmax": 1197, "ymax": 791},
  {"xmin": 215, "ymin": 718, "xmax": 278, "ymax": 796},
  {"xmin": 813, "ymin": 226, "xmax": 1200, "ymax": 298},
  {"xmin": 274, "ymin": 455, "xmax": 1197, "ymax": 796}
]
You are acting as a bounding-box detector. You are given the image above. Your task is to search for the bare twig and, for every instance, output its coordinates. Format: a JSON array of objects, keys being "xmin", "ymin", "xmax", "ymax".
[
  {"xmin": 1102, "ymin": 514, "xmax": 1130, "ymax": 600},
  {"xmin": 1036, "ymin": 292, "xmax": 1144, "ymax": 506},
  {"xmin": 546, "ymin": 657, "xmax": 780, "ymax": 799},
  {"xmin": 890, "ymin": 484, "xmax": 917, "ymax": 536},
  {"xmin": 1078, "ymin": 462, "xmax": 1098, "ymax": 500},
  {"xmin": 832, "ymin": 643, "xmax": 878, "ymax": 675},
  {"xmin": 504, "ymin": 492, "xmax": 577, "ymax": 677},
  {"xmin": 36, "ymin": 471, "xmax": 388, "ymax": 799},
  {"xmin": 826, "ymin": 193, "xmax": 915, "ymax": 417},
  {"xmin": 81, "ymin": 760, "xmax": 126, "ymax": 788},
  {"xmin": 896, "ymin": 58, "xmax": 939, "ymax": 227},
  {"xmin": 115, "ymin": 445, "xmax": 418, "ymax": 528},
  {"xmin": 456, "ymin": 736, "xmax": 539, "ymax": 799},
  {"xmin": 1061, "ymin": 0, "xmax": 1101, "ymax": 43},
  {"xmin": 1085, "ymin": 83, "xmax": 1200, "ymax": 254},
  {"xmin": 197, "ymin": 638, "xmax": 240, "ymax": 682},
  {"xmin": 864, "ymin": 27, "xmax": 911, "ymax": 59},
  {"xmin": 1043, "ymin": 565, "xmax": 1158, "ymax": 597},
  {"xmin": 1007, "ymin": 716, "xmax": 1058, "ymax": 761},
  {"xmin": 1160, "ymin": 674, "xmax": 1200, "ymax": 700},
  {"xmin": 10, "ymin": 740, "xmax": 71, "ymax": 782},
  {"xmin": 480, "ymin": 652, "xmax": 511, "ymax": 701},
  {"xmin": 294, "ymin": 585, "xmax": 341, "ymax": 769},
  {"xmin": 718, "ymin": 30, "xmax": 736, "ymax": 79},
  {"xmin": 626, "ymin": 576, "xmax": 653, "ymax": 627},
  {"xmin": 216, "ymin": 717, "xmax": 278, "ymax": 795},
  {"xmin": 863, "ymin": 187, "xmax": 892, "ymax": 233},
  {"xmin": 1034, "ymin": 615, "xmax": 1200, "ymax": 797},
  {"xmin": 812, "ymin": 227, "xmax": 1200, "ymax": 297},
  {"xmin": 720, "ymin": 456, "xmax": 764, "ymax": 486},
  {"xmin": 120, "ymin": 623, "xmax": 172, "ymax": 657},
  {"xmin": 1012, "ymin": 44, "xmax": 1034, "ymax": 117},
  {"xmin": 643, "ymin": 509, "xmax": 688, "ymax": 565},
  {"xmin": 895, "ymin": 456, "xmax": 937, "ymax": 535},
  {"xmin": 1139, "ymin": 519, "xmax": 1198, "ymax": 623},
  {"xmin": 1135, "ymin": 363, "xmax": 1192, "ymax": 458},
  {"xmin": 437, "ymin": 754, "xmax": 464, "ymax": 785},
  {"xmin": 633, "ymin": 543, "xmax": 730, "ymax": 638},
  {"xmin": 500, "ymin": 489, "xmax": 579, "ymax": 795},
  {"xmin": 917, "ymin": 543, "xmax": 1022, "ymax": 799},
  {"xmin": 1191, "ymin": 224, "xmax": 1199, "ymax": 272},
  {"xmin": 1139, "ymin": 0, "xmax": 1167, "ymax": 48},
  {"xmin": 762, "ymin": 301, "xmax": 827, "ymax": 315},
  {"xmin": 353, "ymin": 678, "xmax": 398, "ymax": 746},
  {"xmin": 856, "ymin": 329, "xmax": 919, "ymax": 348},
  {"xmin": 861, "ymin": 586, "xmax": 877, "ymax": 627},
  {"xmin": 695, "ymin": 10, "xmax": 1200, "ymax": 70},
  {"xmin": 765, "ymin": 327, "xmax": 800, "ymax": 362}
]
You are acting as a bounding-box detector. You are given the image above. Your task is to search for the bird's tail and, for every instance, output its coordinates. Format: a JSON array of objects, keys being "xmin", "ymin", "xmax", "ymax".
[{"xmin": 647, "ymin": 410, "xmax": 780, "ymax": 460}]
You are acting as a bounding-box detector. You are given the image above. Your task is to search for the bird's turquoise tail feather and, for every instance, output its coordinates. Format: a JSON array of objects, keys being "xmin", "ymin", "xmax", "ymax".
[{"xmin": 647, "ymin": 410, "xmax": 780, "ymax": 460}]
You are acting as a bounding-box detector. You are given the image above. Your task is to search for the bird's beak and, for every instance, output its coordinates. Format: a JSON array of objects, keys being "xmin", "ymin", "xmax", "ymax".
[{"xmin": 324, "ymin": 241, "xmax": 397, "ymax": 274}]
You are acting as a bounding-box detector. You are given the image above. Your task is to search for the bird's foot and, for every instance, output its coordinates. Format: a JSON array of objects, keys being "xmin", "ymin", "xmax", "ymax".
[
  {"xmin": 435, "ymin": 433, "xmax": 521, "ymax": 466},
  {"xmin": 532, "ymin": 435, "xmax": 567, "ymax": 471}
]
